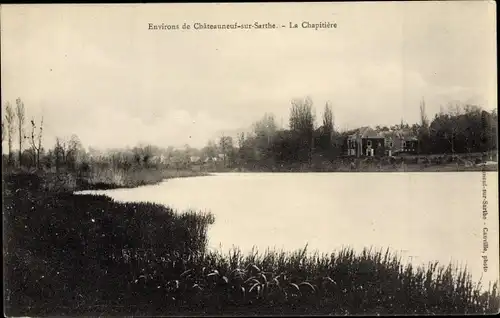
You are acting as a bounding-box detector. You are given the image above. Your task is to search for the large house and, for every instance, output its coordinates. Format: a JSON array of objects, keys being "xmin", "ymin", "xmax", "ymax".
[
  {"xmin": 345, "ymin": 127, "xmax": 386, "ymax": 157},
  {"xmin": 345, "ymin": 127, "xmax": 419, "ymax": 157},
  {"xmin": 380, "ymin": 130, "xmax": 419, "ymax": 156}
]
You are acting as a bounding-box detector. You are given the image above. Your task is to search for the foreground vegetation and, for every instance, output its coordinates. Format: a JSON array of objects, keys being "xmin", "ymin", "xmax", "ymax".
[
  {"xmin": 3, "ymin": 172, "xmax": 499, "ymax": 315},
  {"xmin": 3, "ymin": 172, "xmax": 215, "ymax": 316}
]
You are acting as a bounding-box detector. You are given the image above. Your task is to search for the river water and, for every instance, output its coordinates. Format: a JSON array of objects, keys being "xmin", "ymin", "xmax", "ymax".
[{"xmin": 77, "ymin": 172, "xmax": 499, "ymax": 286}]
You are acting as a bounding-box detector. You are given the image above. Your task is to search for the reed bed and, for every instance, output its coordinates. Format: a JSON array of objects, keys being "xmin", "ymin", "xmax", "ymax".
[
  {"xmin": 1, "ymin": 166, "xmax": 209, "ymax": 193},
  {"xmin": 80, "ymin": 166, "xmax": 209, "ymax": 190},
  {"xmin": 3, "ymin": 172, "xmax": 499, "ymax": 316},
  {"xmin": 101, "ymin": 246, "xmax": 496, "ymax": 315}
]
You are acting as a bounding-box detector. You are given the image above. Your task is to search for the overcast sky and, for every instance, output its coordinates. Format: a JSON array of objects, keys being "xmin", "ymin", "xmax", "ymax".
[{"xmin": 1, "ymin": 2, "xmax": 496, "ymax": 151}]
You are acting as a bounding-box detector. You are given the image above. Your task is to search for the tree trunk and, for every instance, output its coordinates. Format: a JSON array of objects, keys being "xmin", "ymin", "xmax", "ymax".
[{"xmin": 451, "ymin": 133, "xmax": 455, "ymax": 153}]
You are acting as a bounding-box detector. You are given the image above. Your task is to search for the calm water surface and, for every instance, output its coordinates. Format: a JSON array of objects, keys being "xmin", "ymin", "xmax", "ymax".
[{"xmin": 78, "ymin": 172, "xmax": 499, "ymax": 285}]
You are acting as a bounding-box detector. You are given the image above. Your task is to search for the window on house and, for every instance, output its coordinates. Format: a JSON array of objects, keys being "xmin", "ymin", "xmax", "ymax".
[
  {"xmin": 403, "ymin": 141, "xmax": 407, "ymax": 148},
  {"xmin": 389, "ymin": 141, "xmax": 393, "ymax": 148},
  {"xmin": 367, "ymin": 140, "xmax": 372, "ymax": 147}
]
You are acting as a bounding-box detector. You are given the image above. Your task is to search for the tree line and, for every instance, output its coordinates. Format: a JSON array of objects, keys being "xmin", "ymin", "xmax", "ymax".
[
  {"xmin": 2, "ymin": 96, "xmax": 497, "ymax": 173},
  {"xmin": 1, "ymin": 98, "xmax": 89, "ymax": 172},
  {"xmin": 2, "ymin": 98, "xmax": 45, "ymax": 169},
  {"xmin": 205, "ymin": 97, "xmax": 497, "ymax": 169}
]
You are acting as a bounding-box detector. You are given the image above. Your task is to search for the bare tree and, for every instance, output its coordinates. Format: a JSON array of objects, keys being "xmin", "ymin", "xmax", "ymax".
[
  {"xmin": 290, "ymin": 96, "xmax": 315, "ymax": 134},
  {"xmin": 237, "ymin": 132, "xmax": 245, "ymax": 149},
  {"xmin": 15, "ymin": 98, "xmax": 26, "ymax": 167},
  {"xmin": 28, "ymin": 116, "xmax": 44, "ymax": 169},
  {"xmin": 253, "ymin": 113, "xmax": 277, "ymax": 141},
  {"xmin": 289, "ymin": 96, "xmax": 315, "ymax": 163},
  {"xmin": 4, "ymin": 102, "xmax": 16, "ymax": 165},
  {"xmin": 251, "ymin": 113, "xmax": 277, "ymax": 158},
  {"xmin": 219, "ymin": 134, "xmax": 234, "ymax": 168},
  {"xmin": 236, "ymin": 132, "xmax": 246, "ymax": 165},
  {"xmin": 447, "ymin": 102, "xmax": 464, "ymax": 154},
  {"xmin": 54, "ymin": 137, "xmax": 68, "ymax": 172},
  {"xmin": 417, "ymin": 98, "xmax": 430, "ymax": 154},
  {"xmin": 419, "ymin": 98, "xmax": 429, "ymax": 129},
  {"xmin": 202, "ymin": 140, "xmax": 218, "ymax": 161},
  {"xmin": 67, "ymin": 134, "xmax": 85, "ymax": 170},
  {"xmin": 322, "ymin": 101, "xmax": 334, "ymax": 145}
]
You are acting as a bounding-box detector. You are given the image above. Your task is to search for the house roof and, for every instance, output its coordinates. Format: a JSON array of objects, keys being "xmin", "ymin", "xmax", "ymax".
[
  {"xmin": 347, "ymin": 127, "xmax": 418, "ymax": 140},
  {"xmin": 379, "ymin": 129, "xmax": 417, "ymax": 140},
  {"xmin": 349, "ymin": 126, "xmax": 383, "ymax": 139}
]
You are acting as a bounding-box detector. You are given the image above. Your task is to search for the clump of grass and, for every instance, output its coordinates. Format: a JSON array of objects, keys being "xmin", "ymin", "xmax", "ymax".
[{"xmin": 160, "ymin": 246, "xmax": 499, "ymax": 315}]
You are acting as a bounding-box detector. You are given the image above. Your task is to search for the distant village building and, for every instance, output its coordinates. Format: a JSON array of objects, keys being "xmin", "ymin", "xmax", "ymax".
[
  {"xmin": 203, "ymin": 156, "xmax": 219, "ymax": 163},
  {"xmin": 150, "ymin": 154, "xmax": 167, "ymax": 165},
  {"xmin": 169, "ymin": 155, "xmax": 184, "ymax": 165}
]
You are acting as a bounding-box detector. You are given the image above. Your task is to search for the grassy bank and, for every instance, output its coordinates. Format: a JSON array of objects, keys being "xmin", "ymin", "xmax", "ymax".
[
  {"xmin": 231, "ymin": 152, "xmax": 498, "ymax": 173},
  {"xmin": 80, "ymin": 166, "xmax": 210, "ymax": 190},
  {"xmin": 238, "ymin": 162, "xmax": 498, "ymax": 173},
  {"xmin": 2, "ymin": 166, "xmax": 210, "ymax": 193},
  {"xmin": 3, "ymin": 172, "xmax": 499, "ymax": 315}
]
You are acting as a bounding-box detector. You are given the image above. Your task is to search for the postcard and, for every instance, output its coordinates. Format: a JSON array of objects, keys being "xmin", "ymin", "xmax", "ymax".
[{"xmin": 2, "ymin": 2, "xmax": 498, "ymax": 316}]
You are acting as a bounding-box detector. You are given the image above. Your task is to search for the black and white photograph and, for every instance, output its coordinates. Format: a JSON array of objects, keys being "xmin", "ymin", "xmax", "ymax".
[{"xmin": 2, "ymin": 2, "xmax": 499, "ymax": 316}]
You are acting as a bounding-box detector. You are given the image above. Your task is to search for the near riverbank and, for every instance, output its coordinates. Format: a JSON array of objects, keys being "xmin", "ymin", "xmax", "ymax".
[{"xmin": 3, "ymin": 172, "xmax": 499, "ymax": 316}]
